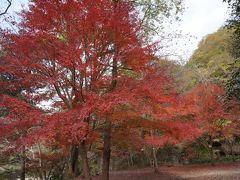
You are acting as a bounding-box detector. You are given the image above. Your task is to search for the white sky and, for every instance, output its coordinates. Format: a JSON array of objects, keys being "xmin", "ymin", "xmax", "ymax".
[
  {"xmin": 176, "ymin": 0, "xmax": 229, "ymax": 61},
  {"xmin": 0, "ymin": 0, "xmax": 229, "ymax": 62}
]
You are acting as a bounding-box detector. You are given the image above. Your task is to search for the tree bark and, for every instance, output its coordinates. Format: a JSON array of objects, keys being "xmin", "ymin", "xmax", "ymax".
[
  {"xmin": 130, "ymin": 153, "xmax": 134, "ymax": 167},
  {"xmin": 102, "ymin": 121, "xmax": 112, "ymax": 180},
  {"xmin": 20, "ymin": 147, "xmax": 26, "ymax": 180},
  {"xmin": 152, "ymin": 148, "xmax": 159, "ymax": 173},
  {"xmin": 70, "ymin": 145, "xmax": 79, "ymax": 177},
  {"xmin": 140, "ymin": 150, "xmax": 145, "ymax": 167},
  {"xmin": 229, "ymin": 140, "xmax": 235, "ymax": 162},
  {"xmin": 101, "ymin": 1, "xmax": 118, "ymax": 179},
  {"xmin": 79, "ymin": 141, "xmax": 92, "ymax": 180},
  {"xmin": 37, "ymin": 143, "xmax": 47, "ymax": 180}
]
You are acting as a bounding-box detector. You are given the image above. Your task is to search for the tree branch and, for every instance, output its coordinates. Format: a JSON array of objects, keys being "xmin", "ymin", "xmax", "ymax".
[{"xmin": 0, "ymin": 0, "xmax": 12, "ymax": 16}]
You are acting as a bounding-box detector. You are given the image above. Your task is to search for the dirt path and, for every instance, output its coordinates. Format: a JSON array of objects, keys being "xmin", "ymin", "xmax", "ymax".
[
  {"xmin": 89, "ymin": 162, "xmax": 240, "ymax": 180},
  {"xmin": 160, "ymin": 162, "xmax": 240, "ymax": 179}
]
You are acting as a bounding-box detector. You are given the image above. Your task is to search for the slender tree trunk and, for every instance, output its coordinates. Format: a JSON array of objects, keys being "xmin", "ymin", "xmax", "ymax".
[
  {"xmin": 127, "ymin": 156, "xmax": 131, "ymax": 167},
  {"xmin": 130, "ymin": 153, "xmax": 134, "ymax": 167},
  {"xmin": 20, "ymin": 147, "xmax": 26, "ymax": 180},
  {"xmin": 210, "ymin": 147, "xmax": 214, "ymax": 165},
  {"xmin": 20, "ymin": 157, "xmax": 25, "ymax": 180},
  {"xmin": 229, "ymin": 141, "xmax": 235, "ymax": 161},
  {"xmin": 152, "ymin": 148, "xmax": 159, "ymax": 173},
  {"xmin": 37, "ymin": 143, "xmax": 47, "ymax": 180},
  {"xmin": 102, "ymin": 121, "xmax": 112, "ymax": 180},
  {"xmin": 140, "ymin": 150, "xmax": 145, "ymax": 167},
  {"xmin": 145, "ymin": 150, "xmax": 152, "ymax": 167},
  {"xmin": 79, "ymin": 141, "xmax": 91, "ymax": 180},
  {"xmin": 209, "ymin": 137, "xmax": 214, "ymax": 165}
]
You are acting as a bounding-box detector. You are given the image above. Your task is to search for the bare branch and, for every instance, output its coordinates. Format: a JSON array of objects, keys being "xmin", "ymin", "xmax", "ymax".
[{"xmin": 0, "ymin": 0, "xmax": 12, "ymax": 16}]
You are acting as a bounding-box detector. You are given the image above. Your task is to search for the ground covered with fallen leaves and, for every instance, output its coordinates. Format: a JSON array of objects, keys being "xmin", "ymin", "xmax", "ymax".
[{"xmin": 87, "ymin": 162, "xmax": 240, "ymax": 180}]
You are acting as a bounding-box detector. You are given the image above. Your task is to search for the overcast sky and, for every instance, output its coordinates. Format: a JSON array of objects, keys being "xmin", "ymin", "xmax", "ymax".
[
  {"xmin": 0, "ymin": 0, "xmax": 229, "ymax": 62},
  {"xmin": 177, "ymin": 0, "xmax": 229, "ymax": 61}
]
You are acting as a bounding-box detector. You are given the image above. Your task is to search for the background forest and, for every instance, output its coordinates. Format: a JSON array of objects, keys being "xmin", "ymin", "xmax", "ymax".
[{"xmin": 0, "ymin": 0, "xmax": 239, "ymax": 180}]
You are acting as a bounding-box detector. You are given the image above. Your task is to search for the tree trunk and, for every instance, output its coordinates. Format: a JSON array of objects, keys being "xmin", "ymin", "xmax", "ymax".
[
  {"xmin": 102, "ymin": 121, "xmax": 112, "ymax": 180},
  {"xmin": 70, "ymin": 145, "xmax": 79, "ymax": 177},
  {"xmin": 229, "ymin": 141, "xmax": 235, "ymax": 162},
  {"xmin": 209, "ymin": 137, "xmax": 214, "ymax": 165},
  {"xmin": 79, "ymin": 141, "xmax": 92, "ymax": 180},
  {"xmin": 152, "ymin": 148, "xmax": 159, "ymax": 173},
  {"xmin": 210, "ymin": 147, "xmax": 214, "ymax": 165},
  {"xmin": 37, "ymin": 143, "xmax": 47, "ymax": 180},
  {"xmin": 101, "ymin": 1, "xmax": 118, "ymax": 179},
  {"xmin": 130, "ymin": 153, "xmax": 134, "ymax": 167},
  {"xmin": 140, "ymin": 150, "xmax": 145, "ymax": 167},
  {"xmin": 20, "ymin": 147, "xmax": 26, "ymax": 180}
]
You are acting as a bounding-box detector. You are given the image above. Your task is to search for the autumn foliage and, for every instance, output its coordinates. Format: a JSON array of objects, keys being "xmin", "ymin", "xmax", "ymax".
[
  {"xmin": 187, "ymin": 84, "xmax": 239, "ymax": 137},
  {"xmin": 0, "ymin": 0, "xmax": 239, "ymax": 180}
]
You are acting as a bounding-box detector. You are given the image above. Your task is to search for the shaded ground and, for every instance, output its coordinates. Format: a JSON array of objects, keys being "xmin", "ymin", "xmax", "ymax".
[{"xmin": 90, "ymin": 162, "xmax": 240, "ymax": 180}]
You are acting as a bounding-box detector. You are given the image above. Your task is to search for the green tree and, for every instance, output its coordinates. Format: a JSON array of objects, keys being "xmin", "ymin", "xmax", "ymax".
[
  {"xmin": 183, "ymin": 28, "xmax": 235, "ymax": 89},
  {"xmin": 223, "ymin": 0, "xmax": 240, "ymax": 101}
]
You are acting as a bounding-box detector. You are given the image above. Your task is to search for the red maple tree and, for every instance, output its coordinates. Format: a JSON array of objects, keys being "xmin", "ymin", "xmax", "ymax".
[
  {"xmin": 0, "ymin": 95, "xmax": 43, "ymax": 179},
  {"xmin": 0, "ymin": 0, "xmax": 202, "ymax": 179},
  {"xmin": 186, "ymin": 83, "xmax": 239, "ymax": 163},
  {"xmin": 0, "ymin": 1, "xmax": 155, "ymax": 179}
]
